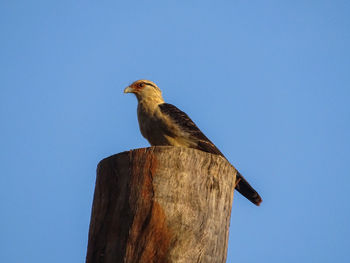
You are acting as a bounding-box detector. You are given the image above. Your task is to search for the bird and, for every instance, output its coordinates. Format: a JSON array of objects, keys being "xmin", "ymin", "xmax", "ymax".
[{"xmin": 124, "ymin": 79, "xmax": 262, "ymax": 206}]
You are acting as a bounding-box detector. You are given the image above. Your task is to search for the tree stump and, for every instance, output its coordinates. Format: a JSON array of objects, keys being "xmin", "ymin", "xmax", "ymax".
[{"xmin": 86, "ymin": 146, "xmax": 237, "ymax": 263}]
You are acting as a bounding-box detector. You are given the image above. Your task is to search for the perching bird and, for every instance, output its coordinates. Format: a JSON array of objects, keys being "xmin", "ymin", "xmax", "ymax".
[{"xmin": 124, "ymin": 79, "xmax": 262, "ymax": 206}]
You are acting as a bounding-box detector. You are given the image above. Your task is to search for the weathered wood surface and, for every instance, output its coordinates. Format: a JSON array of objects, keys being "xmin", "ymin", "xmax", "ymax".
[{"xmin": 86, "ymin": 146, "xmax": 237, "ymax": 263}]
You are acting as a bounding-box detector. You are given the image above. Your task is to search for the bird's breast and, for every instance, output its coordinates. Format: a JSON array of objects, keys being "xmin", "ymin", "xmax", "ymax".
[
  {"xmin": 137, "ymin": 104, "xmax": 193, "ymax": 147},
  {"xmin": 137, "ymin": 105, "xmax": 169, "ymax": 145}
]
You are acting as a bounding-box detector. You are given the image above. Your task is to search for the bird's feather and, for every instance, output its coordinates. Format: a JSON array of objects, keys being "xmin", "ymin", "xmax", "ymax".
[{"xmin": 159, "ymin": 103, "xmax": 262, "ymax": 206}]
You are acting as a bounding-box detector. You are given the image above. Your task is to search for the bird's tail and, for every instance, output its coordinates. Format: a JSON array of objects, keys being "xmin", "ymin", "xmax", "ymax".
[{"xmin": 235, "ymin": 171, "xmax": 262, "ymax": 206}]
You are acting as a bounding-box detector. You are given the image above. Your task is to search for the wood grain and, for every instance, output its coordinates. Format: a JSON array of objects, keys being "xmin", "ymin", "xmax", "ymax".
[{"xmin": 86, "ymin": 146, "xmax": 237, "ymax": 263}]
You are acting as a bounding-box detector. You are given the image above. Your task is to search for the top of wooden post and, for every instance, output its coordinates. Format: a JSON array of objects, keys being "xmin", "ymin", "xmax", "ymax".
[{"xmin": 87, "ymin": 146, "xmax": 237, "ymax": 263}]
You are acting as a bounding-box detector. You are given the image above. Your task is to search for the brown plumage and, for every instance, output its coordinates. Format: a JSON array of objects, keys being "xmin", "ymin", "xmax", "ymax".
[{"xmin": 124, "ymin": 79, "xmax": 262, "ymax": 206}]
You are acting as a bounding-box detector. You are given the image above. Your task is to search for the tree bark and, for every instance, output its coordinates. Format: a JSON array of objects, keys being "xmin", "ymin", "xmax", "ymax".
[{"xmin": 86, "ymin": 146, "xmax": 237, "ymax": 263}]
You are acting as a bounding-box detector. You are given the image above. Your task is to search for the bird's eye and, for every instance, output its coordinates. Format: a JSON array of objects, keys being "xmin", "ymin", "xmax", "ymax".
[{"xmin": 138, "ymin": 83, "xmax": 144, "ymax": 88}]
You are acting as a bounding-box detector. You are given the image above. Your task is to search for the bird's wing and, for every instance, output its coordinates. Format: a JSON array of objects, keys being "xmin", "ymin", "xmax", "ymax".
[
  {"xmin": 159, "ymin": 103, "xmax": 262, "ymax": 206},
  {"xmin": 158, "ymin": 103, "xmax": 224, "ymax": 156}
]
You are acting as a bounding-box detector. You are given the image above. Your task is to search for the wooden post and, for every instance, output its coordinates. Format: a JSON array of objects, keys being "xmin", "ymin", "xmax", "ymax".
[{"xmin": 86, "ymin": 146, "xmax": 237, "ymax": 263}]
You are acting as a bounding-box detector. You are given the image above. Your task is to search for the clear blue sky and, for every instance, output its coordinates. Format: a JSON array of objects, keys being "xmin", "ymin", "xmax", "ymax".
[{"xmin": 1, "ymin": 1, "xmax": 349, "ymax": 262}]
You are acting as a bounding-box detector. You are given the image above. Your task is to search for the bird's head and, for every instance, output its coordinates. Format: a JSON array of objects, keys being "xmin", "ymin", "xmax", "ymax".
[{"xmin": 124, "ymin": 80, "xmax": 164, "ymax": 103}]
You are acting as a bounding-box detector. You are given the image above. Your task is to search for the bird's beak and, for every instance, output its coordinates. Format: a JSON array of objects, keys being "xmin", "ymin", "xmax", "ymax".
[{"xmin": 124, "ymin": 86, "xmax": 134, "ymax": 94}]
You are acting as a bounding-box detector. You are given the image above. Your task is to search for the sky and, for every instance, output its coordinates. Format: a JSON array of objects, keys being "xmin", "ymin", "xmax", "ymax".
[{"xmin": 1, "ymin": 1, "xmax": 349, "ymax": 262}]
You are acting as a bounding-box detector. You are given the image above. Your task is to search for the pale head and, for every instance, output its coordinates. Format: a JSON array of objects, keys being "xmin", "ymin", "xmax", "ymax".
[{"xmin": 124, "ymin": 80, "xmax": 164, "ymax": 104}]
